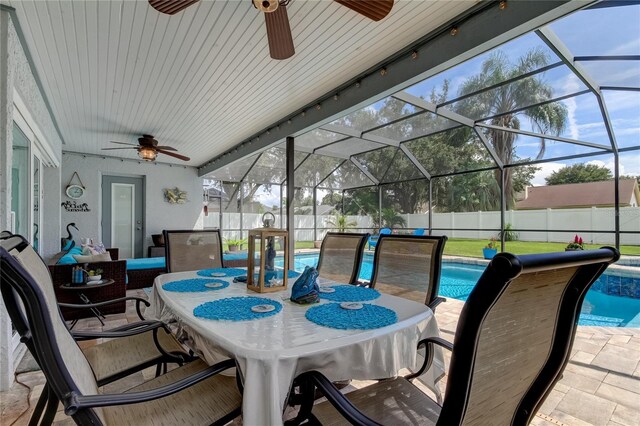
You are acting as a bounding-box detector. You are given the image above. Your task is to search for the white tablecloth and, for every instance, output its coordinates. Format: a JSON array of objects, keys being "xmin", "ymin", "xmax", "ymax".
[{"xmin": 147, "ymin": 271, "xmax": 444, "ymax": 426}]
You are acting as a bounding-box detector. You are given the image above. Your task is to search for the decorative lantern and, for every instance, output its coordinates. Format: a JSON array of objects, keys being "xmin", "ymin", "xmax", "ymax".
[{"xmin": 247, "ymin": 212, "xmax": 289, "ymax": 293}]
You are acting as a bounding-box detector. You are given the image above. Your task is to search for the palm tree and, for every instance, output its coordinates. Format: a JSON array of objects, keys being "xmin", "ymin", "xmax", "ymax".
[
  {"xmin": 456, "ymin": 48, "xmax": 567, "ymax": 209},
  {"xmin": 380, "ymin": 208, "xmax": 406, "ymax": 228},
  {"xmin": 325, "ymin": 214, "xmax": 357, "ymax": 232}
]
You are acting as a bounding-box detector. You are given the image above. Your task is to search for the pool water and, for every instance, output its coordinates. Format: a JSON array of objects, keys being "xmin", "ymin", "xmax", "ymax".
[{"xmin": 279, "ymin": 253, "xmax": 640, "ymax": 327}]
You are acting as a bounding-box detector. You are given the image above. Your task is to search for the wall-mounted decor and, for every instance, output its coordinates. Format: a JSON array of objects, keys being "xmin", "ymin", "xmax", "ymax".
[
  {"xmin": 65, "ymin": 171, "xmax": 86, "ymax": 199},
  {"xmin": 164, "ymin": 187, "xmax": 188, "ymax": 204},
  {"xmin": 61, "ymin": 201, "xmax": 91, "ymax": 212}
]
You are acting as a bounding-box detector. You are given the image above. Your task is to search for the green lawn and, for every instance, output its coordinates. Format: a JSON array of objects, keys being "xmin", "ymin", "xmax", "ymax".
[
  {"xmin": 228, "ymin": 239, "xmax": 640, "ymax": 257},
  {"xmin": 293, "ymin": 239, "xmax": 640, "ymax": 257},
  {"xmin": 442, "ymin": 238, "xmax": 640, "ymax": 258}
]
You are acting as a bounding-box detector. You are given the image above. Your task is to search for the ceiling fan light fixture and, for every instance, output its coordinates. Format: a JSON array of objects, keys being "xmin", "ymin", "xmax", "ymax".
[
  {"xmin": 138, "ymin": 146, "xmax": 157, "ymax": 162},
  {"xmin": 254, "ymin": 0, "xmax": 279, "ymax": 13}
]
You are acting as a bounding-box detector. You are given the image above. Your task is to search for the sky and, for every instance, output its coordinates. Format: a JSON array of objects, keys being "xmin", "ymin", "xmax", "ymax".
[{"xmin": 396, "ymin": 2, "xmax": 639, "ymax": 187}]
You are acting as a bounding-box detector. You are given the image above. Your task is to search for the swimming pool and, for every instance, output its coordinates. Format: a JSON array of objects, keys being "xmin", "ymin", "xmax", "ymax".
[{"xmin": 279, "ymin": 253, "xmax": 640, "ymax": 327}]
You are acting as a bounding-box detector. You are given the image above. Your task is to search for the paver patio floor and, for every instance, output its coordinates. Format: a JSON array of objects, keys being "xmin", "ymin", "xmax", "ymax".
[{"xmin": 1, "ymin": 291, "xmax": 638, "ymax": 425}]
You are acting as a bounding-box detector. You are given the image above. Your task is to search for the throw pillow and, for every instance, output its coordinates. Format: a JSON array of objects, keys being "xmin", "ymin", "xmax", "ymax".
[
  {"xmin": 81, "ymin": 245, "xmax": 99, "ymax": 256},
  {"xmin": 72, "ymin": 253, "xmax": 112, "ymax": 263}
]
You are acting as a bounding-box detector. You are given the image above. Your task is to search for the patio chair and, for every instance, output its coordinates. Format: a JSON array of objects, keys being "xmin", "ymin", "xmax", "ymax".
[
  {"xmin": 369, "ymin": 234, "xmax": 447, "ymax": 310},
  {"xmin": 413, "ymin": 228, "xmax": 426, "ymax": 236},
  {"xmin": 164, "ymin": 229, "xmax": 224, "ymax": 273},
  {"xmin": 317, "ymin": 232, "xmax": 369, "ymax": 284},
  {"xmin": 367, "ymin": 228, "xmax": 391, "ymax": 250},
  {"xmin": 0, "ymin": 230, "xmax": 13, "ymax": 239},
  {"xmin": 0, "ymin": 244, "xmax": 242, "ymax": 426},
  {"xmin": 0, "ymin": 236, "xmax": 197, "ymax": 423},
  {"xmin": 294, "ymin": 247, "xmax": 619, "ymax": 426}
]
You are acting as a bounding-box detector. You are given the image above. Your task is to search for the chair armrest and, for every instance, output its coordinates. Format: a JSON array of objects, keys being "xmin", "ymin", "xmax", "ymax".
[
  {"xmin": 404, "ymin": 336, "xmax": 453, "ymax": 381},
  {"xmin": 64, "ymin": 358, "xmax": 237, "ymax": 414},
  {"xmin": 59, "ymin": 296, "xmax": 149, "ymax": 320},
  {"xmin": 427, "ymin": 296, "xmax": 446, "ymax": 311},
  {"xmin": 296, "ymin": 371, "xmax": 382, "ymax": 426},
  {"xmin": 71, "ymin": 320, "xmax": 168, "ymax": 341}
]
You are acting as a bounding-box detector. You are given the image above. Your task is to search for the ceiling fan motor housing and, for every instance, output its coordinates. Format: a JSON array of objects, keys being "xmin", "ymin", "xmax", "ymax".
[
  {"xmin": 254, "ymin": 0, "xmax": 279, "ymax": 13},
  {"xmin": 139, "ymin": 135, "xmax": 158, "ymax": 146}
]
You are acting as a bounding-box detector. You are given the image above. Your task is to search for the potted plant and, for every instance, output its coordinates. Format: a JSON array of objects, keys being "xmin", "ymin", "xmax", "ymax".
[
  {"xmin": 483, "ymin": 238, "xmax": 498, "ymax": 259},
  {"xmin": 87, "ymin": 268, "xmax": 103, "ymax": 282},
  {"xmin": 225, "ymin": 238, "xmax": 246, "ymax": 252},
  {"xmin": 565, "ymin": 235, "xmax": 585, "ymax": 251}
]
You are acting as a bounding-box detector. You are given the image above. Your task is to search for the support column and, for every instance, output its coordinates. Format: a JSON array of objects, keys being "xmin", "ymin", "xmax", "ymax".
[
  {"xmin": 286, "ymin": 137, "xmax": 295, "ymax": 267},
  {"xmin": 239, "ymin": 183, "xmax": 244, "ymax": 241},
  {"xmin": 500, "ymin": 169, "xmax": 506, "ymax": 251},
  {"xmin": 378, "ymin": 186, "xmax": 382, "ymax": 230},
  {"xmin": 279, "ymin": 185, "xmax": 283, "ymax": 228},
  {"xmin": 614, "ymin": 151, "xmax": 620, "ymax": 249},
  {"xmin": 428, "ymin": 180, "xmax": 433, "ymax": 235},
  {"xmin": 312, "ymin": 188, "xmax": 317, "ymax": 242}
]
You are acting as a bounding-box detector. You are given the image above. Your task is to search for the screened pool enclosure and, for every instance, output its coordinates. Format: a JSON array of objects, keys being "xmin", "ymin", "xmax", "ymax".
[{"xmin": 202, "ymin": 2, "xmax": 640, "ymax": 254}]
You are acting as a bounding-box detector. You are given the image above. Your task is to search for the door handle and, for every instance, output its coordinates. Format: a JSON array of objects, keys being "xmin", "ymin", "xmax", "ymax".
[{"xmin": 136, "ymin": 227, "xmax": 142, "ymax": 230}]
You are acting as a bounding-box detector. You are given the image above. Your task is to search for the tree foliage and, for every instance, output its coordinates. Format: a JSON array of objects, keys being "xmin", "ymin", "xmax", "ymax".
[
  {"xmin": 215, "ymin": 47, "xmax": 564, "ymax": 216},
  {"xmin": 455, "ymin": 48, "xmax": 567, "ymax": 209},
  {"xmin": 545, "ymin": 163, "xmax": 612, "ymax": 185}
]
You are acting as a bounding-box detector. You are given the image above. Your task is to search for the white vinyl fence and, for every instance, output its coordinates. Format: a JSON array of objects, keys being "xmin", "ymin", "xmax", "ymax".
[{"xmin": 204, "ymin": 207, "xmax": 640, "ymax": 245}]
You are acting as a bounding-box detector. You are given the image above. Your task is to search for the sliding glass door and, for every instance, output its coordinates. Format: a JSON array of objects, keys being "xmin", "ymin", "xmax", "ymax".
[
  {"xmin": 11, "ymin": 122, "xmax": 44, "ymax": 252},
  {"xmin": 11, "ymin": 125, "xmax": 30, "ymax": 239}
]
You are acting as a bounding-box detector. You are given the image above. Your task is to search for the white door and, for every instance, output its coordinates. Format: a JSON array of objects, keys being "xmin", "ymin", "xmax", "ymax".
[{"xmin": 111, "ymin": 183, "xmax": 136, "ymax": 259}]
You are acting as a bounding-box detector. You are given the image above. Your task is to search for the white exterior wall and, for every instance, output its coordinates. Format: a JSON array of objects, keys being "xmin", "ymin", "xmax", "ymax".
[
  {"xmin": 61, "ymin": 152, "xmax": 205, "ymax": 255},
  {"xmin": 0, "ymin": 11, "xmax": 63, "ymax": 391}
]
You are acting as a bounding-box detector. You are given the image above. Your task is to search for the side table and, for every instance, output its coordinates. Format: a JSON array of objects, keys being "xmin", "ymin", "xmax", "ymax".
[{"xmin": 59, "ymin": 279, "xmax": 115, "ymax": 328}]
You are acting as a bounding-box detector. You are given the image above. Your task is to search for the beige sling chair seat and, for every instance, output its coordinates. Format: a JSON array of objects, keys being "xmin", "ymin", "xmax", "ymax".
[
  {"xmin": 163, "ymin": 229, "xmax": 224, "ymax": 273},
  {"xmin": 101, "ymin": 359, "xmax": 241, "ymax": 425},
  {"xmin": 290, "ymin": 248, "xmax": 619, "ymax": 426},
  {"xmin": 317, "ymin": 232, "xmax": 370, "ymax": 284},
  {"xmin": 82, "ymin": 330, "xmax": 187, "ymax": 383},
  {"xmin": 369, "ymin": 234, "xmax": 448, "ymax": 310},
  {"xmin": 0, "ymin": 236, "xmax": 191, "ymax": 385},
  {"xmin": 1, "ymin": 236, "xmax": 240, "ymax": 425}
]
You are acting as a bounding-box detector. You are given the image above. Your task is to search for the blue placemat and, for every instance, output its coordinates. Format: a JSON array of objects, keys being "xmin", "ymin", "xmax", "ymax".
[
  {"xmin": 193, "ymin": 296, "xmax": 282, "ymax": 321},
  {"xmin": 319, "ymin": 285, "xmax": 380, "ymax": 302},
  {"xmin": 197, "ymin": 267, "xmax": 246, "ymax": 278},
  {"xmin": 306, "ymin": 303, "xmax": 397, "ymax": 330},
  {"xmin": 162, "ymin": 278, "xmax": 229, "ymax": 292}
]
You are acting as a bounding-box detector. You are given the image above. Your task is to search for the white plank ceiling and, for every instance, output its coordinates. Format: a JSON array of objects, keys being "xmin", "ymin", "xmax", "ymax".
[{"xmin": 9, "ymin": 0, "xmax": 478, "ymax": 166}]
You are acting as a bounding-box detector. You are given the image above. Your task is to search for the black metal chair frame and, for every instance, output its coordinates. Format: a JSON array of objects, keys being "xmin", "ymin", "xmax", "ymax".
[
  {"xmin": 163, "ymin": 229, "xmax": 224, "ymax": 273},
  {"xmin": 369, "ymin": 234, "xmax": 448, "ymax": 310},
  {"xmin": 316, "ymin": 232, "xmax": 370, "ymax": 284},
  {"xmin": 1, "ymin": 245, "xmax": 241, "ymax": 426},
  {"xmin": 0, "ymin": 236, "xmax": 195, "ymax": 424},
  {"xmin": 292, "ymin": 248, "xmax": 620, "ymax": 426}
]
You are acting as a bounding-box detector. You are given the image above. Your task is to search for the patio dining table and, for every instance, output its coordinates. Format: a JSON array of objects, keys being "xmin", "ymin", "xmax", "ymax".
[{"xmin": 147, "ymin": 269, "xmax": 444, "ymax": 426}]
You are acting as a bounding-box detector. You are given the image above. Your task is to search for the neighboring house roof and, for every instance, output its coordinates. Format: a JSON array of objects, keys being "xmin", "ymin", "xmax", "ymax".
[
  {"xmin": 515, "ymin": 179, "xmax": 639, "ymax": 210},
  {"xmin": 206, "ymin": 187, "xmax": 229, "ymax": 201}
]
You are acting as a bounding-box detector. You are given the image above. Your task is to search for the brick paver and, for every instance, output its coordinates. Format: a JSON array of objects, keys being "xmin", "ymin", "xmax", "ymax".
[{"xmin": 1, "ymin": 291, "xmax": 638, "ymax": 425}]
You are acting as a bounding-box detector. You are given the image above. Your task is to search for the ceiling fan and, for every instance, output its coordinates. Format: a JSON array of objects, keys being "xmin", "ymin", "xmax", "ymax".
[
  {"xmin": 148, "ymin": 0, "xmax": 394, "ymax": 60},
  {"xmin": 102, "ymin": 135, "xmax": 191, "ymax": 162}
]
